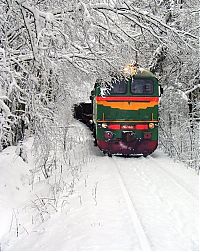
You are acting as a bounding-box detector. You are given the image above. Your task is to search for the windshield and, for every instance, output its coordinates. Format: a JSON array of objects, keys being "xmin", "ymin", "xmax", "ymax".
[
  {"xmin": 131, "ymin": 79, "xmax": 154, "ymax": 95},
  {"xmin": 107, "ymin": 78, "xmax": 127, "ymax": 94}
]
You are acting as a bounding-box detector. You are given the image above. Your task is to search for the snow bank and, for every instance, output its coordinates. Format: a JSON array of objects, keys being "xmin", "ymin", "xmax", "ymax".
[{"xmin": 0, "ymin": 122, "xmax": 198, "ymax": 251}]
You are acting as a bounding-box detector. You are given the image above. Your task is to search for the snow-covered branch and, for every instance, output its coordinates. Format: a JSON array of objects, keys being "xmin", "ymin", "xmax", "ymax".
[{"xmin": 185, "ymin": 84, "xmax": 200, "ymax": 95}]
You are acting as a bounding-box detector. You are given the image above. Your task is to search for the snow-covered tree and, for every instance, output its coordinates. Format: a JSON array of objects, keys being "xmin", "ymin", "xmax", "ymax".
[{"xmin": 0, "ymin": 0, "xmax": 199, "ymax": 169}]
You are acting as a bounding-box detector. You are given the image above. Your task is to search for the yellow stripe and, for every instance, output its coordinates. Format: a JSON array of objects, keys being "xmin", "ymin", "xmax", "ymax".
[{"xmin": 97, "ymin": 101, "xmax": 158, "ymax": 110}]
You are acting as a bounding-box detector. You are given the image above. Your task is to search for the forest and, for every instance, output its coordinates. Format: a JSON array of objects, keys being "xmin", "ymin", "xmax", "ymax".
[{"xmin": 0, "ymin": 0, "xmax": 199, "ymax": 174}]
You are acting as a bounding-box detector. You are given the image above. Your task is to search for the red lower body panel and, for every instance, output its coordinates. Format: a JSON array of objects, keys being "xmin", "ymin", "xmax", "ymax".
[{"xmin": 97, "ymin": 139, "xmax": 158, "ymax": 156}]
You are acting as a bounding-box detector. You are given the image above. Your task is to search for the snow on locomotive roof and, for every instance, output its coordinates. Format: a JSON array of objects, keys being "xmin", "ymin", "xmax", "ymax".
[
  {"xmin": 95, "ymin": 65, "xmax": 156, "ymax": 85},
  {"xmin": 122, "ymin": 64, "xmax": 156, "ymax": 78}
]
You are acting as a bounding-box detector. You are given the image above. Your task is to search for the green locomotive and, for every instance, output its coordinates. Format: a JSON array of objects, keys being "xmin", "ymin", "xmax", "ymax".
[{"xmin": 90, "ymin": 65, "xmax": 162, "ymax": 157}]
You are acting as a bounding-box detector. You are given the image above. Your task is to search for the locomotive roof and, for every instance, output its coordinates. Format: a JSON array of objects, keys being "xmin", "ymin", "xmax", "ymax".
[
  {"xmin": 112, "ymin": 67, "xmax": 156, "ymax": 78},
  {"xmin": 95, "ymin": 67, "xmax": 156, "ymax": 86}
]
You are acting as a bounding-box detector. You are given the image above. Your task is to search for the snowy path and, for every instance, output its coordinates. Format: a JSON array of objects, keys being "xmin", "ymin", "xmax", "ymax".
[
  {"xmin": 73, "ymin": 152, "xmax": 198, "ymax": 251},
  {"xmin": 0, "ymin": 124, "xmax": 199, "ymax": 251},
  {"xmin": 111, "ymin": 155, "xmax": 198, "ymax": 250}
]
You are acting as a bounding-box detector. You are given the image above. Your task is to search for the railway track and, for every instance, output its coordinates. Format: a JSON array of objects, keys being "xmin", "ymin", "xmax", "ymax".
[
  {"xmin": 111, "ymin": 158, "xmax": 152, "ymax": 251},
  {"xmin": 108, "ymin": 154, "xmax": 198, "ymax": 251}
]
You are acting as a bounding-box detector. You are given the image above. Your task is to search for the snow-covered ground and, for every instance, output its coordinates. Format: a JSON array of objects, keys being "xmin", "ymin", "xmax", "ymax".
[{"xmin": 0, "ymin": 122, "xmax": 199, "ymax": 251}]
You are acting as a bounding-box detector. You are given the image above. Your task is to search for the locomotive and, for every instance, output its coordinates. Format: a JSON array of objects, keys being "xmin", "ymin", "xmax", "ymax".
[{"xmin": 74, "ymin": 64, "xmax": 163, "ymax": 157}]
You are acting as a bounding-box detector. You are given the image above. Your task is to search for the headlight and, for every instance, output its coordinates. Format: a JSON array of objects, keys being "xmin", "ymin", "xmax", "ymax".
[
  {"xmin": 102, "ymin": 123, "xmax": 108, "ymax": 128},
  {"xmin": 149, "ymin": 123, "xmax": 154, "ymax": 129}
]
